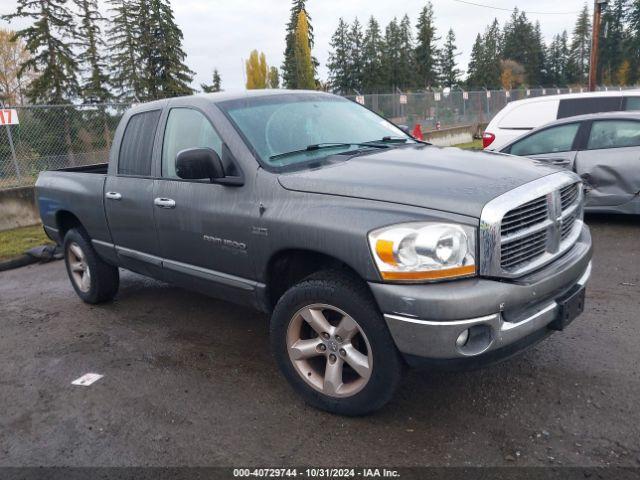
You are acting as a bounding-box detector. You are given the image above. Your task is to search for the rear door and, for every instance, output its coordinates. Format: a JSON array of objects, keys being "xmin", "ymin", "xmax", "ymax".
[
  {"xmin": 506, "ymin": 122, "xmax": 582, "ymax": 169},
  {"xmin": 104, "ymin": 108, "xmax": 163, "ymax": 277},
  {"xmin": 574, "ymin": 119, "xmax": 640, "ymax": 208},
  {"xmin": 153, "ymin": 105, "xmax": 257, "ymax": 304}
]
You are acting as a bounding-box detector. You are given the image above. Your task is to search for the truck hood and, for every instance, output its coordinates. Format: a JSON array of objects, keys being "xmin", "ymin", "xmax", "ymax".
[{"xmin": 277, "ymin": 145, "xmax": 560, "ymax": 218}]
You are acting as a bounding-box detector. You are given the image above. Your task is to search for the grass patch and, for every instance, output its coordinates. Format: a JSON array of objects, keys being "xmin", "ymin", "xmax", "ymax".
[
  {"xmin": 453, "ymin": 139, "xmax": 483, "ymax": 150},
  {"xmin": 0, "ymin": 224, "xmax": 52, "ymax": 262}
]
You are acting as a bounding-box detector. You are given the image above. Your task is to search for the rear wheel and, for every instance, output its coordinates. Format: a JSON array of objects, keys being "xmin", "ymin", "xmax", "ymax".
[
  {"xmin": 63, "ymin": 228, "xmax": 119, "ymax": 304},
  {"xmin": 270, "ymin": 271, "xmax": 403, "ymax": 416}
]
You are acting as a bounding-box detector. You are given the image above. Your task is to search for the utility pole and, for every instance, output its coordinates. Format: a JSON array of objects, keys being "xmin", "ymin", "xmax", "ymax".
[{"xmin": 589, "ymin": 0, "xmax": 608, "ymax": 91}]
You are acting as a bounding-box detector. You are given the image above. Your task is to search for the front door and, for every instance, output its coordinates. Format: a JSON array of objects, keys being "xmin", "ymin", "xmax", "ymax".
[
  {"xmin": 508, "ymin": 122, "xmax": 582, "ymax": 171},
  {"xmin": 104, "ymin": 109, "xmax": 163, "ymax": 277},
  {"xmin": 153, "ymin": 107, "xmax": 257, "ymax": 304}
]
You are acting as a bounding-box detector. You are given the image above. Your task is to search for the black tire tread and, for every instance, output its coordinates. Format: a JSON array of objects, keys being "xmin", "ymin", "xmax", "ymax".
[{"xmin": 270, "ymin": 269, "xmax": 403, "ymax": 416}]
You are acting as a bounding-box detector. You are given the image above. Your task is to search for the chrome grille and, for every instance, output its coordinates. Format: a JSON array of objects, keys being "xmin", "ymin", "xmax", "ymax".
[
  {"xmin": 500, "ymin": 230, "xmax": 547, "ymax": 269},
  {"xmin": 480, "ymin": 172, "xmax": 584, "ymax": 279},
  {"xmin": 500, "ymin": 196, "xmax": 548, "ymax": 237},
  {"xmin": 560, "ymin": 183, "xmax": 579, "ymax": 210}
]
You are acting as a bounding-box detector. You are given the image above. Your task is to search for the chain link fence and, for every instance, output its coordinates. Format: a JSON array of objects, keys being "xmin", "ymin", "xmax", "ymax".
[
  {"xmin": 346, "ymin": 86, "xmax": 639, "ymax": 131},
  {"xmin": 0, "ymin": 103, "xmax": 131, "ymax": 189},
  {"xmin": 1, "ymin": 86, "xmax": 639, "ymax": 190}
]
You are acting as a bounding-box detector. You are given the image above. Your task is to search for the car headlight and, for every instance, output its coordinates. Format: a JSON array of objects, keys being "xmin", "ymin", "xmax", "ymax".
[{"xmin": 368, "ymin": 222, "xmax": 477, "ymax": 282}]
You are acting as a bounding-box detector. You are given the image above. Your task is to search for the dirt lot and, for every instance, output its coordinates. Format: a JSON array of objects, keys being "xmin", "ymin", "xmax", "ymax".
[{"xmin": 0, "ymin": 214, "xmax": 638, "ymax": 468}]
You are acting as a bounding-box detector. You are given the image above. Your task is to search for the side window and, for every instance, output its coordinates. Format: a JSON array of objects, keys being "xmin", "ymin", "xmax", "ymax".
[
  {"xmin": 118, "ymin": 110, "xmax": 161, "ymax": 176},
  {"xmin": 510, "ymin": 124, "xmax": 581, "ymax": 156},
  {"xmin": 557, "ymin": 97, "xmax": 622, "ymax": 119},
  {"xmin": 587, "ymin": 120, "xmax": 640, "ymax": 150},
  {"xmin": 623, "ymin": 97, "xmax": 640, "ymax": 111},
  {"xmin": 162, "ymin": 108, "xmax": 223, "ymax": 179}
]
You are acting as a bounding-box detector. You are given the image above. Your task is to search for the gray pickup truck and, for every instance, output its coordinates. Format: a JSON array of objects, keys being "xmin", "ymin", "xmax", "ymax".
[{"xmin": 36, "ymin": 91, "xmax": 593, "ymax": 415}]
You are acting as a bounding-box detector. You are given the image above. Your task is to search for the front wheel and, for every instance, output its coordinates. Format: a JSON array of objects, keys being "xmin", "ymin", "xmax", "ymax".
[
  {"xmin": 270, "ymin": 271, "xmax": 403, "ymax": 416},
  {"xmin": 63, "ymin": 228, "xmax": 119, "ymax": 304}
]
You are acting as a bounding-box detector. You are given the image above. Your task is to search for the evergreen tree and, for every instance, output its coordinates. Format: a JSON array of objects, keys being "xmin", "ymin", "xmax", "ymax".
[
  {"xmin": 482, "ymin": 19, "xmax": 502, "ymax": 88},
  {"xmin": 466, "ymin": 33, "xmax": 484, "ymax": 87},
  {"xmin": 294, "ymin": 10, "xmax": 315, "ymax": 89},
  {"xmin": 397, "ymin": 15, "xmax": 416, "ymax": 89},
  {"xmin": 3, "ymin": 0, "xmax": 79, "ymax": 104},
  {"xmin": 567, "ymin": 3, "xmax": 592, "ymax": 85},
  {"xmin": 466, "ymin": 19, "xmax": 501, "ymax": 89},
  {"xmin": 361, "ymin": 16, "xmax": 384, "ymax": 93},
  {"xmin": 201, "ymin": 69, "xmax": 222, "ymax": 92},
  {"xmin": 245, "ymin": 50, "xmax": 268, "ymax": 89},
  {"xmin": 438, "ymin": 28, "xmax": 461, "ymax": 88},
  {"xmin": 75, "ymin": 0, "xmax": 110, "ymax": 103},
  {"xmin": 107, "ymin": 0, "xmax": 142, "ymax": 101},
  {"xmin": 628, "ymin": 0, "xmax": 640, "ymax": 83},
  {"xmin": 268, "ymin": 67, "xmax": 279, "ymax": 89},
  {"xmin": 327, "ymin": 18, "xmax": 350, "ymax": 93},
  {"xmin": 349, "ymin": 18, "xmax": 364, "ymax": 92},
  {"xmin": 144, "ymin": 0, "xmax": 194, "ymax": 99},
  {"xmin": 529, "ymin": 22, "xmax": 547, "ymax": 85},
  {"xmin": 414, "ymin": 2, "xmax": 439, "ymax": 88},
  {"xmin": 599, "ymin": 0, "xmax": 626, "ymax": 84},
  {"xmin": 547, "ymin": 32, "xmax": 570, "ymax": 86},
  {"xmin": 381, "ymin": 18, "xmax": 401, "ymax": 90},
  {"xmin": 281, "ymin": 0, "xmax": 316, "ymax": 89},
  {"xmin": 134, "ymin": 0, "xmax": 193, "ymax": 100}
]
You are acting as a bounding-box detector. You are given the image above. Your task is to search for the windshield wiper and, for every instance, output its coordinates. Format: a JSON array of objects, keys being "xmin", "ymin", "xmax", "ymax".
[
  {"xmin": 363, "ymin": 136, "xmax": 410, "ymax": 145},
  {"xmin": 269, "ymin": 142, "xmax": 387, "ymax": 161}
]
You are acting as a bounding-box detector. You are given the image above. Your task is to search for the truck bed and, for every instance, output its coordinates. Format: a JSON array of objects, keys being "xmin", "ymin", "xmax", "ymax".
[{"xmin": 52, "ymin": 163, "xmax": 109, "ymax": 174}]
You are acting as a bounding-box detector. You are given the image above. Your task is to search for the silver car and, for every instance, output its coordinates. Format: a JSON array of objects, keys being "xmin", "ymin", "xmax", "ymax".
[{"xmin": 500, "ymin": 111, "xmax": 640, "ymax": 214}]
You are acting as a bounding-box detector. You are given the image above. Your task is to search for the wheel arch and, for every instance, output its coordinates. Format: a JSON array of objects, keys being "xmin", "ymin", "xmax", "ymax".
[
  {"xmin": 264, "ymin": 248, "xmax": 371, "ymax": 311},
  {"xmin": 56, "ymin": 210, "xmax": 84, "ymax": 240}
]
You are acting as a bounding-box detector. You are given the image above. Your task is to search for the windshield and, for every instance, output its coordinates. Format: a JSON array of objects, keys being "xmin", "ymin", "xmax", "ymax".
[{"xmin": 218, "ymin": 93, "xmax": 412, "ymax": 169}]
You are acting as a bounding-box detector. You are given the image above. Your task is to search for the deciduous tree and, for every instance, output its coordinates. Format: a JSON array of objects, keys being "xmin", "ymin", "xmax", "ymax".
[
  {"xmin": 0, "ymin": 28, "xmax": 34, "ymax": 104},
  {"xmin": 245, "ymin": 50, "xmax": 268, "ymax": 89},
  {"xmin": 293, "ymin": 10, "xmax": 315, "ymax": 89}
]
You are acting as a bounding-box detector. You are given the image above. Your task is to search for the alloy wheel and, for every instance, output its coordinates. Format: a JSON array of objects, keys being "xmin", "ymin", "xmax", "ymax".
[
  {"xmin": 67, "ymin": 242, "xmax": 91, "ymax": 293},
  {"xmin": 286, "ymin": 303, "xmax": 373, "ymax": 398}
]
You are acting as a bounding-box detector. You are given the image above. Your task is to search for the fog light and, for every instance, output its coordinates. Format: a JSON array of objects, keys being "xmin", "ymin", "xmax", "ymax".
[{"xmin": 456, "ymin": 329, "xmax": 470, "ymax": 348}]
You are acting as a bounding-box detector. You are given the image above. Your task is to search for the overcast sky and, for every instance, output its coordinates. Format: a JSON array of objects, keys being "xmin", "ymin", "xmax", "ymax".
[{"xmin": 0, "ymin": 0, "xmax": 591, "ymax": 91}]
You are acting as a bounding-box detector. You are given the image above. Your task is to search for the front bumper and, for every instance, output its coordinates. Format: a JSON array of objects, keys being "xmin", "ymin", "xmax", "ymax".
[{"xmin": 369, "ymin": 225, "xmax": 592, "ymax": 365}]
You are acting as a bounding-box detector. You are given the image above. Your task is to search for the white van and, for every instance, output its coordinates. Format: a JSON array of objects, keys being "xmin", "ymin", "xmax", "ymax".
[{"xmin": 483, "ymin": 90, "xmax": 640, "ymax": 151}]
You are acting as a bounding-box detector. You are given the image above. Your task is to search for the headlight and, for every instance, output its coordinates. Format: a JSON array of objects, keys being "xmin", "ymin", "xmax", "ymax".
[{"xmin": 368, "ymin": 222, "xmax": 476, "ymax": 282}]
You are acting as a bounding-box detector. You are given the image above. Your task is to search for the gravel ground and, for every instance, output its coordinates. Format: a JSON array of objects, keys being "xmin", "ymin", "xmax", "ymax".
[{"xmin": 0, "ymin": 214, "xmax": 638, "ymax": 467}]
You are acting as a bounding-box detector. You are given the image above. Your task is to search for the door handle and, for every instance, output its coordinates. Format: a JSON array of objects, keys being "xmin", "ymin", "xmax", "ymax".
[
  {"xmin": 154, "ymin": 197, "xmax": 176, "ymax": 209},
  {"xmin": 551, "ymin": 159, "xmax": 570, "ymax": 166},
  {"xmin": 105, "ymin": 191, "xmax": 122, "ymax": 200}
]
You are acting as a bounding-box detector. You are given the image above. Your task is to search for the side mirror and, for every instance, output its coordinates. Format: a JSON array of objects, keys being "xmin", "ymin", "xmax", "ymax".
[{"xmin": 176, "ymin": 148, "xmax": 225, "ymax": 181}]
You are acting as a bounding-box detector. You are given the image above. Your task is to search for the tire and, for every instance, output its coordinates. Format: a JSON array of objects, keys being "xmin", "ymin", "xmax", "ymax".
[
  {"xmin": 270, "ymin": 270, "xmax": 404, "ymax": 416},
  {"xmin": 63, "ymin": 227, "xmax": 119, "ymax": 304}
]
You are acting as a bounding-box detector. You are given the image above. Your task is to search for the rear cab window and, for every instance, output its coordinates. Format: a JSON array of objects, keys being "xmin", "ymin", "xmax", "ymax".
[
  {"xmin": 558, "ymin": 97, "xmax": 622, "ymax": 119},
  {"xmin": 587, "ymin": 120, "xmax": 640, "ymax": 150},
  {"xmin": 118, "ymin": 110, "xmax": 162, "ymax": 176}
]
